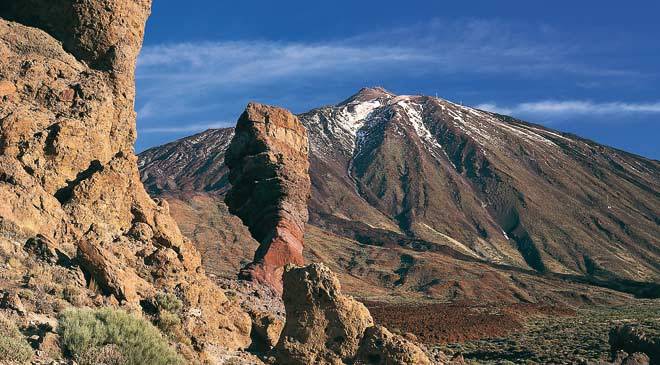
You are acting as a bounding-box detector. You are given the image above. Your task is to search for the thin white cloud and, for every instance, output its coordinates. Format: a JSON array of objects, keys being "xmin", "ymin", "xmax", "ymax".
[
  {"xmin": 476, "ymin": 100, "xmax": 660, "ymax": 120},
  {"xmin": 474, "ymin": 103, "xmax": 514, "ymax": 115},
  {"xmin": 135, "ymin": 18, "xmax": 650, "ymax": 138},
  {"xmin": 135, "ymin": 19, "xmax": 638, "ymax": 115},
  {"xmin": 139, "ymin": 121, "xmax": 231, "ymax": 133}
]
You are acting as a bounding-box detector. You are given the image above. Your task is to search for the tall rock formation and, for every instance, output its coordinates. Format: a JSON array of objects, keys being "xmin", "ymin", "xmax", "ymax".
[
  {"xmin": 0, "ymin": 0, "xmax": 250, "ymax": 355},
  {"xmin": 225, "ymin": 102, "xmax": 311, "ymax": 293}
]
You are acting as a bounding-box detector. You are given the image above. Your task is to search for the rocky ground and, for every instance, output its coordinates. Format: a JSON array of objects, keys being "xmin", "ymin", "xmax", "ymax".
[{"xmin": 434, "ymin": 301, "xmax": 660, "ymax": 364}]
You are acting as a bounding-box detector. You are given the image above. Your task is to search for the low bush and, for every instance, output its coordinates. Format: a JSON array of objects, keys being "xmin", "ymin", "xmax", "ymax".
[
  {"xmin": 155, "ymin": 292, "xmax": 183, "ymax": 314},
  {"xmin": 0, "ymin": 314, "xmax": 33, "ymax": 364},
  {"xmin": 75, "ymin": 344, "xmax": 126, "ymax": 365},
  {"xmin": 58, "ymin": 307, "xmax": 182, "ymax": 365}
]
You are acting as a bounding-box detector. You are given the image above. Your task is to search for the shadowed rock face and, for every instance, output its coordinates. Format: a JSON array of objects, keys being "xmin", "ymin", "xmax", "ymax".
[
  {"xmin": 225, "ymin": 102, "xmax": 311, "ymax": 293},
  {"xmin": 0, "ymin": 0, "xmax": 250, "ymax": 356}
]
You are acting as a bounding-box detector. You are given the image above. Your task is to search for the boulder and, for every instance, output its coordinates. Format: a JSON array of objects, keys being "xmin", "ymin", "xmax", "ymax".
[
  {"xmin": 1, "ymin": 290, "xmax": 27, "ymax": 315},
  {"xmin": 275, "ymin": 263, "xmax": 374, "ymax": 365},
  {"xmin": 251, "ymin": 310, "xmax": 285, "ymax": 350},
  {"xmin": 24, "ymin": 235, "xmax": 59, "ymax": 264},
  {"xmin": 356, "ymin": 325, "xmax": 432, "ymax": 365},
  {"xmin": 225, "ymin": 102, "xmax": 311, "ymax": 293},
  {"xmin": 621, "ymin": 352, "xmax": 651, "ymax": 365}
]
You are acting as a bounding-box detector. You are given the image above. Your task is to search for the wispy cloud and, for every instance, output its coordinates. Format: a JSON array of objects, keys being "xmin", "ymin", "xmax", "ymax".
[
  {"xmin": 139, "ymin": 121, "xmax": 231, "ymax": 134},
  {"xmin": 134, "ymin": 18, "xmax": 656, "ymax": 150},
  {"xmin": 136, "ymin": 19, "xmax": 640, "ymax": 121},
  {"xmin": 476, "ymin": 100, "xmax": 660, "ymax": 120}
]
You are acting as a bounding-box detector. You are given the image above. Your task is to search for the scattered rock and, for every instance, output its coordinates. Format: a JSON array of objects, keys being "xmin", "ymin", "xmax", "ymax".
[
  {"xmin": 24, "ymin": 234, "xmax": 59, "ymax": 264},
  {"xmin": 0, "ymin": 79, "xmax": 16, "ymax": 96},
  {"xmin": 356, "ymin": 325, "xmax": 432, "ymax": 365},
  {"xmin": 1, "ymin": 290, "xmax": 27, "ymax": 315},
  {"xmin": 225, "ymin": 102, "xmax": 311, "ymax": 293},
  {"xmin": 128, "ymin": 222, "xmax": 154, "ymax": 242},
  {"xmin": 37, "ymin": 332, "xmax": 62, "ymax": 359},
  {"xmin": 621, "ymin": 352, "xmax": 651, "ymax": 365}
]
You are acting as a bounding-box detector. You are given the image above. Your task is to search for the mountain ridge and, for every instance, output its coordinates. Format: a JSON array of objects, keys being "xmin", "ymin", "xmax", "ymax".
[{"xmin": 139, "ymin": 87, "xmax": 660, "ymax": 302}]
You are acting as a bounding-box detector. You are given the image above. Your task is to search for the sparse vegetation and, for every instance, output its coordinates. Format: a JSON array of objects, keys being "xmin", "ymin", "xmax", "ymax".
[
  {"xmin": 0, "ymin": 314, "xmax": 33, "ymax": 364},
  {"xmin": 58, "ymin": 307, "xmax": 182, "ymax": 365},
  {"xmin": 436, "ymin": 302, "xmax": 660, "ymax": 364}
]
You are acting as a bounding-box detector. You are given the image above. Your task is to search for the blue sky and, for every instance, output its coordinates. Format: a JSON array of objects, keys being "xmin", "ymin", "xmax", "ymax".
[{"xmin": 135, "ymin": 0, "xmax": 660, "ymax": 159}]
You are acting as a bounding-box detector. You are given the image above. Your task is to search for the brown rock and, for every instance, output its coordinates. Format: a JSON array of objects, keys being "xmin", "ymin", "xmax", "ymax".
[
  {"xmin": 356, "ymin": 325, "xmax": 431, "ymax": 365},
  {"xmin": 225, "ymin": 102, "xmax": 311, "ymax": 293},
  {"xmin": 0, "ymin": 80, "xmax": 15, "ymax": 96},
  {"xmin": 621, "ymin": 352, "xmax": 651, "ymax": 365},
  {"xmin": 1, "ymin": 290, "xmax": 27, "ymax": 315},
  {"xmin": 0, "ymin": 0, "xmax": 251, "ymax": 355},
  {"xmin": 24, "ymin": 234, "xmax": 59, "ymax": 264},
  {"xmin": 76, "ymin": 226, "xmax": 153, "ymax": 304},
  {"xmin": 275, "ymin": 263, "xmax": 374, "ymax": 365},
  {"xmin": 38, "ymin": 332, "xmax": 62, "ymax": 359},
  {"xmin": 251, "ymin": 310, "xmax": 285, "ymax": 349},
  {"xmin": 274, "ymin": 264, "xmax": 434, "ymax": 364}
]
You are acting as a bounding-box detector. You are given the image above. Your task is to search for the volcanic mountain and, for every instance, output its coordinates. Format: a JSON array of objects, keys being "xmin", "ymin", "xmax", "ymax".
[{"xmin": 139, "ymin": 87, "xmax": 660, "ymax": 302}]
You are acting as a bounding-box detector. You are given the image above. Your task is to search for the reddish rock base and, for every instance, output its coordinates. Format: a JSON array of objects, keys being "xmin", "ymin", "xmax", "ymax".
[{"xmin": 239, "ymin": 224, "xmax": 305, "ymax": 293}]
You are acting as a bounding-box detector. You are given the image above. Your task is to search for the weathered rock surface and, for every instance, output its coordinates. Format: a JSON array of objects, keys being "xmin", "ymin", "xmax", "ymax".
[
  {"xmin": 620, "ymin": 352, "xmax": 651, "ymax": 365},
  {"xmin": 225, "ymin": 102, "xmax": 311, "ymax": 293},
  {"xmin": 0, "ymin": 0, "xmax": 250, "ymax": 357},
  {"xmin": 356, "ymin": 325, "xmax": 432, "ymax": 365},
  {"xmin": 275, "ymin": 263, "xmax": 374, "ymax": 364},
  {"xmin": 250, "ymin": 310, "xmax": 285, "ymax": 350},
  {"xmin": 275, "ymin": 264, "xmax": 432, "ymax": 365}
]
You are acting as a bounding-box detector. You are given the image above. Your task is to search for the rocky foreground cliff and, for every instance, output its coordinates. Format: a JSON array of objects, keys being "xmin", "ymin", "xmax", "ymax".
[{"xmin": 0, "ymin": 0, "xmax": 251, "ymax": 362}]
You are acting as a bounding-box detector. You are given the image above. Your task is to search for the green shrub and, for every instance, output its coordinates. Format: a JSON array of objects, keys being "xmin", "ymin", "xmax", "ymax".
[
  {"xmin": 58, "ymin": 307, "xmax": 182, "ymax": 365},
  {"xmin": 0, "ymin": 314, "xmax": 33, "ymax": 364},
  {"xmin": 155, "ymin": 292, "xmax": 183, "ymax": 314},
  {"xmin": 75, "ymin": 344, "xmax": 126, "ymax": 365},
  {"xmin": 157, "ymin": 310, "xmax": 181, "ymax": 332}
]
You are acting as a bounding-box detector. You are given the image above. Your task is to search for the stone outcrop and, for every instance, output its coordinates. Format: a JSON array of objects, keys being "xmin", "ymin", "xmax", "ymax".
[
  {"xmin": 356, "ymin": 325, "xmax": 432, "ymax": 365},
  {"xmin": 274, "ymin": 264, "xmax": 432, "ymax": 365},
  {"xmin": 225, "ymin": 102, "xmax": 311, "ymax": 293},
  {"xmin": 0, "ymin": 0, "xmax": 250, "ymax": 357}
]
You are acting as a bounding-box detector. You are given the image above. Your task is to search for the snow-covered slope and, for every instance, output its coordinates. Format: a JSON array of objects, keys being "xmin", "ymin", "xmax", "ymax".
[
  {"xmin": 139, "ymin": 87, "xmax": 660, "ymax": 289},
  {"xmin": 299, "ymin": 88, "xmax": 659, "ymax": 281}
]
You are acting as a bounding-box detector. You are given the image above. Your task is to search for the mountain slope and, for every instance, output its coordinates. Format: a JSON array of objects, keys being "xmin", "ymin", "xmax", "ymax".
[{"xmin": 139, "ymin": 88, "xmax": 660, "ymax": 300}]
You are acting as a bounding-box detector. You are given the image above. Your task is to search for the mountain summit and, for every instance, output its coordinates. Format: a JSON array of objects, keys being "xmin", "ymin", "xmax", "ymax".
[{"xmin": 301, "ymin": 88, "xmax": 658, "ymax": 280}]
